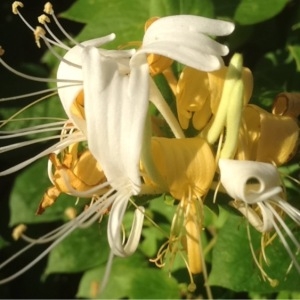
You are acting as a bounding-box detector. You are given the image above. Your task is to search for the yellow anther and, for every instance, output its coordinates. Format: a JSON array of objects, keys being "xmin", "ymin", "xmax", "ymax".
[
  {"xmin": 12, "ymin": 224, "xmax": 27, "ymax": 241},
  {"xmin": 12, "ymin": 1, "xmax": 24, "ymax": 14},
  {"xmin": 64, "ymin": 207, "xmax": 77, "ymax": 220},
  {"xmin": 44, "ymin": 2, "xmax": 54, "ymax": 14},
  {"xmin": 0, "ymin": 46, "xmax": 5, "ymax": 56},
  {"xmin": 34, "ymin": 26, "xmax": 46, "ymax": 48},
  {"xmin": 38, "ymin": 14, "xmax": 50, "ymax": 25}
]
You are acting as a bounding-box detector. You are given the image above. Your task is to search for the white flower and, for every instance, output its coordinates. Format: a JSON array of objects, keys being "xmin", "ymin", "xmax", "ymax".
[
  {"xmin": 219, "ymin": 158, "xmax": 300, "ymax": 273},
  {"xmin": 56, "ymin": 15, "xmax": 234, "ymax": 258}
]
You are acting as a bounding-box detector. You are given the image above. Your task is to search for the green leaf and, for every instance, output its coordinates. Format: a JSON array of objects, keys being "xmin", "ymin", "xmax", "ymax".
[
  {"xmin": 234, "ymin": 0, "xmax": 289, "ymax": 25},
  {"xmin": 77, "ymin": 254, "xmax": 180, "ymax": 299},
  {"xmin": 150, "ymin": 0, "xmax": 214, "ymax": 18},
  {"xmin": 62, "ymin": 0, "xmax": 149, "ymax": 48},
  {"xmin": 45, "ymin": 220, "xmax": 110, "ymax": 275},
  {"xmin": 9, "ymin": 158, "xmax": 77, "ymax": 226},
  {"xmin": 209, "ymin": 212, "xmax": 300, "ymax": 293}
]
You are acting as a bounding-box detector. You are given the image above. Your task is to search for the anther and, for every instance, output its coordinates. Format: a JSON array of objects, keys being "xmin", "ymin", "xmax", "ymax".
[
  {"xmin": 34, "ymin": 26, "xmax": 46, "ymax": 48},
  {"xmin": 38, "ymin": 14, "xmax": 50, "ymax": 25},
  {"xmin": 64, "ymin": 207, "xmax": 77, "ymax": 220},
  {"xmin": 44, "ymin": 2, "xmax": 54, "ymax": 14},
  {"xmin": 12, "ymin": 224, "xmax": 27, "ymax": 241},
  {"xmin": 12, "ymin": 1, "xmax": 24, "ymax": 14}
]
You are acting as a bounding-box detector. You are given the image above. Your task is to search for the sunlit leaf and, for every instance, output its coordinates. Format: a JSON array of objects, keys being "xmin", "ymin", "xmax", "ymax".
[
  {"xmin": 209, "ymin": 212, "xmax": 300, "ymax": 293},
  {"xmin": 234, "ymin": 0, "xmax": 289, "ymax": 25},
  {"xmin": 61, "ymin": 0, "xmax": 149, "ymax": 48},
  {"xmin": 45, "ymin": 220, "xmax": 110, "ymax": 275},
  {"xmin": 150, "ymin": 0, "xmax": 214, "ymax": 17},
  {"xmin": 77, "ymin": 254, "xmax": 180, "ymax": 299}
]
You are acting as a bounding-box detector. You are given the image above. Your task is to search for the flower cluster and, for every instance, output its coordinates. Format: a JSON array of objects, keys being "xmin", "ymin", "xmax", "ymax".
[{"xmin": 0, "ymin": 1, "xmax": 299, "ymax": 294}]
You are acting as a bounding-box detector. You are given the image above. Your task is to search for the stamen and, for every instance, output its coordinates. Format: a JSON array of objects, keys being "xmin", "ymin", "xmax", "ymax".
[
  {"xmin": 34, "ymin": 26, "xmax": 46, "ymax": 48},
  {"xmin": 12, "ymin": 1, "xmax": 24, "ymax": 15},
  {"xmin": 39, "ymin": 34, "xmax": 81, "ymax": 68},
  {"xmin": 44, "ymin": 2, "xmax": 54, "ymax": 15},
  {"xmin": 44, "ymin": 2, "xmax": 82, "ymax": 47},
  {"xmin": 12, "ymin": 224, "xmax": 27, "ymax": 240},
  {"xmin": 266, "ymin": 203, "xmax": 300, "ymax": 272},
  {"xmin": 0, "ymin": 56, "xmax": 82, "ymax": 83},
  {"xmin": 38, "ymin": 14, "xmax": 70, "ymax": 50},
  {"xmin": 38, "ymin": 14, "xmax": 50, "ymax": 25},
  {"xmin": 12, "ymin": 2, "xmax": 35, "ymax": 32},
  {"xmin": 246, "ymin": 220, "xmax": 278, "ymax": 286},
  {"xmin": 0, "ymin": 84, "xmax": 81, "ymax": 102},
  {"xmin": 0, "ymin": 134, "xmax": 70, "ymax": 153},
  {"xmin": 12, "ymin": 2, "xmax": 69, "ymax": 51},
  {"xmin": 0, "ymin": 124, "xmax": 67, "ymax": 139},
  {"xmin": 0, "ymin": 132, "xmax": 85, "ymax": 176}
]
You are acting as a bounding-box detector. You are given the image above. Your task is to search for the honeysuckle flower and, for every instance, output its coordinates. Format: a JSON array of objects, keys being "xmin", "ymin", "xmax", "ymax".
[
  {"xmin": 236, "ymin": 104, "xmax": 299, "ymax": 165},
  {"xmin": 219, "ymin": 158, "xmax": 300, "ymax": 276},
  {"xmin": 37, "ymin": 142, "xmax": 107, "ymax": 215},
  {"xmin": 144, "ymin": 137, "xmax": 216, "ymax": 290},
  {"xmin": 176, "ymin": 63, "xmax": 253, "ymax": 131},
  {"xmin": 0, "ymin": 1, "xmax": 234, "ymax": 285}
]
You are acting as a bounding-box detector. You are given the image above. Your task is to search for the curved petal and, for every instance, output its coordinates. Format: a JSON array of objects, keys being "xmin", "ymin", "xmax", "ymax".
[
  {"xmin": 219, "ymin": 159, "xmax": 283, "ymax": 204},
  {"xmin": 135, "ymin": 40, "xmax": 224, "ymax": 72},
  {"xmin": 82, "ymin": 47, "xmax": 149, "ymax": 192},
  {"xmin": 144, "ymin": 15, "xmax": 234, "ymax": 38},
  {"xmin": 132, "ymin": 15, "xmax": 234, "ymax": 72},
  {"xmin": 107, "ymin": 195, "xmax": 145, "ymax": 257}
]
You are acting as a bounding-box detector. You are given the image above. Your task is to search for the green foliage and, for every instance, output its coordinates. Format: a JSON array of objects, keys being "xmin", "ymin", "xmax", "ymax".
[
  {"xmin": 77, "ymin": 255, "xmax": 180, "ymax": 299},
  {"xmin": 234, "ymin": 0, "xmax": 289, "ymax": 25}
]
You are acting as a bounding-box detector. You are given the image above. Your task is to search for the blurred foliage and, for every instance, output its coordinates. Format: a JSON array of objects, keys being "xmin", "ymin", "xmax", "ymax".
[{"xmin": 1, "ymin": 0, "xmax": 300, "ymax": 299}]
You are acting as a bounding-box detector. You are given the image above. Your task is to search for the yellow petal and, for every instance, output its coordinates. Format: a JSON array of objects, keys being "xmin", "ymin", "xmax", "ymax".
[
  {"xmin": 176, "ymin": 67, "xmax": 210, "ymax": 129},
  {"xmin": 73, "ymin": 150, "xmax": 105, "ymax": 186},
  {"xmin": 237, "ymin": 105, "xmax": 299, "ymax": 165},
  {"xmin": 207, "ymin": 67, "xmax": 227, "ymax": 114},
  {"xmin": 151, "ymin": 137, "xmax": 216, "ymax": 199}
]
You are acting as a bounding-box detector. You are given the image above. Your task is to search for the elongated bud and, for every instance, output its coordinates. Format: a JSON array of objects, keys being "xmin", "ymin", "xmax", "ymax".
[{"xmin": 206, "ymin": 53, "xmax": 244, "ymax": 144}]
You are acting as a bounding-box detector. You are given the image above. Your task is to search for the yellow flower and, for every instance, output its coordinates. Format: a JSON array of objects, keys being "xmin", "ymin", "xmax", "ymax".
[
  {"xmin": 145, "ymin": 137, "xmax": 215, "ymax": 278},
  {"xmin": 176, "ymin": 59, "xmax": 253, "ymax": 131},
  {"xmin": 37, "ymin": 142, "xmax": 107, "ymax": 215},
  {"xmin": 236, "ymin": 104, "xmax": 299, "ymax": 165}
]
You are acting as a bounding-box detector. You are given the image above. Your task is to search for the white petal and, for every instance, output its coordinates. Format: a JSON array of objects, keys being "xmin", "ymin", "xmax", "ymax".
[
  {"xmin": 133, "ymin": 15, "xmax": 234, "ymax": 72},
  {"xmin": 82, "ymin": 47, "xmax": 149, "ymax": 192},
  {"xmin": 57, "ymin": 34, "xmax": 116, "ymax": 133},
  {"xmin": 135, "ymin": 40, "xmax": 223, "ymax": 72},
  {"xmin": 145, "ymin": 15, "xmax": 234, "ymax": 38},
  {"xmin": 219, "ymin": 159, "xmax": 283, "ymax": 204},
  {"xmin": 107, "ymin": 194, "xmax": 145, "ymax": 257}
]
